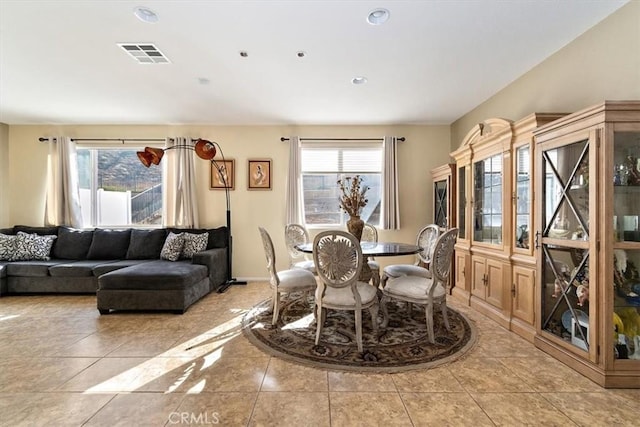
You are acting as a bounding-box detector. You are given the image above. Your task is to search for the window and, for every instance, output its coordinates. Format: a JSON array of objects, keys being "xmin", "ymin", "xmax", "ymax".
[
  {"xmin": 77, "ymin": 146, "xmax": 163, "ymax": 227},
  {"xmin": 301, "ymin": 142, "xmax": 382, "ymax": 227}
]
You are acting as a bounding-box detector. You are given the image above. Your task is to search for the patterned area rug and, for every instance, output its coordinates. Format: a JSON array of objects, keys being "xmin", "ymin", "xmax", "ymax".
[{"xmin": 242, "ymin": 294, "xmax": 477, "ymax": 372}]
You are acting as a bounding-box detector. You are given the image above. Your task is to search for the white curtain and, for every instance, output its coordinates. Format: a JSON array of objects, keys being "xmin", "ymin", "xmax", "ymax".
[
  {"xmin": 44, "ymin": 136, "xmax": 83, "ymax": 228},
  {"xmin": 285, "ymin": 136, "xmax": 304, "ymax": 225},
  {"xmin": 383, "ymin": 136, "xmax": 400, "ymax": 230},
  {"xmin": 163, "ymin": 137, "xmax": 199, "ymax": 228}
]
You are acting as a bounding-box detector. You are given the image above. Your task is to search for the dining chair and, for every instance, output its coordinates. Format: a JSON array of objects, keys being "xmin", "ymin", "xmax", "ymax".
[
  {"xmin": 284, "ymin": 223, "xmax": 316, "ymax": 275},
  {"xmin": 259, "ymin": 227, "xmax": 317, "ymax": 326},
  {"xmin": 380, "ymin": 228, "xmax": 458, "ymax": 343},
  {"xmin": 313, "ymin": 230, "xmax": 379, "ymax": 353},
  {"xmin": 380, "ymin": 224, "xmax": 440, "ymax": 287},
  {"xmin": 361, "ymin": 223, "xmax": 380, "ymax": 287}
]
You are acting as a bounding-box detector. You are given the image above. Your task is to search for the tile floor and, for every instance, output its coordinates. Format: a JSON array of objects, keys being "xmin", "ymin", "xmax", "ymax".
[{"xmin": 0, "ymin": 281, "xmax": 638, "ymax": 426}]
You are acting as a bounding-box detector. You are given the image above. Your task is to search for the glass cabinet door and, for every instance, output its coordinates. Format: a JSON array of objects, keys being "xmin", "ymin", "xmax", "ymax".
[
  {"xmin": 612, "ymin": 131, "xmax": 640, "ymax": 360},
  {"xmin": 515, "ymin": 146, "xmax": 531, "ymax": 249},
  {"xmin": 540, "ymin": 138, "xmax": 590, "ymax": 350},
  {"xmin": 473, "ymin": 154, "xmax": 502, "ymax": 244},
  {"xmin": 434, "ymin": 179, "xmax": 448, "ymax": 228},
  {"xmin": 458, "ymin": 166, "xmax": 466, "ymax": 240}
]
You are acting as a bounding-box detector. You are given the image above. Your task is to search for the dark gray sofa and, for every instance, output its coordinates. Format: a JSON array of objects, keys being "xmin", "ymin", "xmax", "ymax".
[{"xmin": 0, "ymin": 225, "xmax": 228, "ymax": 314}]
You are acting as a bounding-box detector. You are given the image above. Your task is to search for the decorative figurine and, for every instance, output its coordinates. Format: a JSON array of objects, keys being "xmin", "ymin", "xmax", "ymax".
[{"xmin": 576, "ymin": 284, "xmax": 589, "ymax": 306}]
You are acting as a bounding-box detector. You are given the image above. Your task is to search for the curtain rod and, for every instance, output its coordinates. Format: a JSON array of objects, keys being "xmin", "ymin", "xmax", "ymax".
[
  {"xmin": 38, "ymin": 138, "xmax": 175, "ymax": 143},
  {"xmin": 280, "ymin": 137, "xmax": 405, "ymax": 142}
]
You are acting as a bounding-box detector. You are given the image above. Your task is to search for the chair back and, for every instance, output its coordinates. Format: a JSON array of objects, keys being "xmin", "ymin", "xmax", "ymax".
[
  {"xmin": 313, "ymin": 230, "xmax": 363, "ymax": 290},
  {"xmin": 361, "ymin": 223, "xmax": 378, "ymax": 244},
  {"xmin": 430, "ymin": 228, "xmax": 458, "ymax": 287},
  {"xmin": 259, "ymin": 227, "xmax": 279, "ymax": 288},
  {"xmin": 417, "ymin": 224, "xmax": 440, "ymax": 264},
  {"xmin": 285, "ymin": 223, "xmax": 310, "ymax": 267}
]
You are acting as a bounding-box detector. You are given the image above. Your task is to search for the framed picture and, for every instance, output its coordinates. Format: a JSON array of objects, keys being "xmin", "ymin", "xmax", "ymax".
[
  {"xmin": 248, "ymin": 159, "xmax": 272, "ymax": 190},
  {"xmin": 210, "ymin": 159, "xmax": 235, "ymax": 190}
]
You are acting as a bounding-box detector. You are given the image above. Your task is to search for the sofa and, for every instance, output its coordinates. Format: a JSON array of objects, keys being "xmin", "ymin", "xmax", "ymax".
[{"xmin": 0, "ymin": 225, "xmax": 228, "ymax": 314}]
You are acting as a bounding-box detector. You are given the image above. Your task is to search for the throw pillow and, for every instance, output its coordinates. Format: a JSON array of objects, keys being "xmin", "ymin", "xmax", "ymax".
[
  {"xmin": 0, "ymin": 233, "xmax": 17, "ymax": 261},
  {"xmin": 53, "ymin": 227, "xmax": 94, "ymax": 260},
  {"xmin": 12, "ymin": 232, "xmax": 57, "ymax": 261},
  {"xmin": 182, "ymin": 232, "xmax": 209, "ymax": 259},
  {"xmin": 160, "ymin": 232, "xmax": 184, "ymax": 261},
  {"xmin": 126, "ymin": 229, "xmax": 167, "ymax": 260},
  {"xmin": 87, "ymin": 229, "xmax": 131, "ymax": 260}
]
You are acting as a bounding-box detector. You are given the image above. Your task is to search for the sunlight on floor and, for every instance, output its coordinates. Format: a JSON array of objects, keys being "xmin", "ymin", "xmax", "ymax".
[
  {"xmin": 0, "ymin": 314, "xmax": 20, "ymax": 322},
  {"xmin": 83, "ymin": 312, "xmax": 244, "ymax": 394}
]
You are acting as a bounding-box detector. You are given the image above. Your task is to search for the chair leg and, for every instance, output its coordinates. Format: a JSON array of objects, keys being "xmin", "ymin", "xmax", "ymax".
[
  {"xmin": 425, "ymin": 302, "xmax": 435, "ymax": 344},
  {"xmin": 315, "ymin": 304, "xmax": 325, "ymax": 346},
  {"xmin": 355, "ymin": 309, "xmax": 363, "ymax": 353},
  {"xmin": 441, "ymin": 302, "xmax": 450, "ymax": 330},
  {"xmin": 272, "ymin": 292, "xmax": 281, "ymax": 326},
  {"xmin": 368, "ymin": 302, "xmax": 379, "ymax": 334},
  {"xmin": 380, "ymin": 295, "xmax": 390, "ymax": 328}
]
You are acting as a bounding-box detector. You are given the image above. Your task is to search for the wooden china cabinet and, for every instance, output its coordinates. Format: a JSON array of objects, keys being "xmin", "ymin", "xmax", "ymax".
[
  {"xmin": 533, "ymin": 101, "xmax": 640, "ymax": 388},
  {"xmin": 431, "ymin": 164, "xmax": 456, "ymax": 290},
  {"xmin": 431, "ymin": 164, "xmax": 456, "ymax": 230},
  {"xmin": 450, "ymin": 114, "xmax": 565, "ymax": 338}
]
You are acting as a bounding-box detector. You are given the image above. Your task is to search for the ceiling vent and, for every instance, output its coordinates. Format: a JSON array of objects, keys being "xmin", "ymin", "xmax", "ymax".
[{"xmin": 118, "ymin": 43, "xmax": 170, "ymax": 64}]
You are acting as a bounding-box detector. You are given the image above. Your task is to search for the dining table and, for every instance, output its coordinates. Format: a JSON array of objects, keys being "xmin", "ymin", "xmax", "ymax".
[{"xmin": 295, "ymin": 241, "xmax": 421, "ymax": 284}]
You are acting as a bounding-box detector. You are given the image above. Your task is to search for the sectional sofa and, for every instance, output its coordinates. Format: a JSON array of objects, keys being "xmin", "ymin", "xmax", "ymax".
[{"xmin": 0, "ymin": 225, "xmax": 228, "ymax": 314}]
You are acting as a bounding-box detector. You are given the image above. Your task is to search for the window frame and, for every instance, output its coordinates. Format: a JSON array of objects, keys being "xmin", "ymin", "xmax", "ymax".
[
  {"xmin": 300, "ymin": 141, "xmax": 383, "ymax": 229},
  {"xmin": 76, "ymin": 142, "xmax": 165, "ymax": 228}
]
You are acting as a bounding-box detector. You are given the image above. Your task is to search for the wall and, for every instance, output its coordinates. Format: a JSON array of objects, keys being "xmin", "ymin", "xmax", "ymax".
[
  {"xmin": 6, "ymin": 124, "xmax": 451, "ymax": 278},
  {"xmin": 0, "ymin": 123, "xmax": 8, "ymax": 226},
  {"xmin": 451, "ymin": 1, "xmax": 640, "ymax": 146}
]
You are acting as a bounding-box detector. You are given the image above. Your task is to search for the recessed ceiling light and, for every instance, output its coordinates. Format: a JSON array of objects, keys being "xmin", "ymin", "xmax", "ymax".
[
  {"xmin": 133, "ymin": 6, "xmax": 158, "ymax": 23},
  {"xmin": 367, "ymin": 8, "xmax": 390, "ymax": 25},
  {"xmin": 352, "ymin": 76, "xmax": 367, "ymax": 85}
]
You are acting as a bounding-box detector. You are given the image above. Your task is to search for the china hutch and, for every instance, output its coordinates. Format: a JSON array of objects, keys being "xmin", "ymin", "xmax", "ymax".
[
  {"xmin": 533, "ymin": 101, "xmax": 640, "ymax": 388},
  {"xmin": 431, "ymin": 164, "xmax": 456, "ymax": 290},
  {"xmin": 431, "ymin": 164, "xmax": 456, "ymax": 230},
  {"xmin": 450, "ymin": 114, "xmax": 565, "ymax": 339}
]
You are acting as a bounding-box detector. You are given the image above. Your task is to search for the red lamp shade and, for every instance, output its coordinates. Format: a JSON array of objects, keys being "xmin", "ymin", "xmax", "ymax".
[
  {"xmin": 145, "ymin": 147, "xmax": 165, "ymax": 165},
  {"xmin": 137, "ymin": 147, "xmax": 165, "ymax": 167},
  {"xmin": 195, "ymin": 139, "xmax": 216, "ymax": 160},
  {"xmin": 137, "ymin": 150, "xmax": 154, "ymax": 167}
]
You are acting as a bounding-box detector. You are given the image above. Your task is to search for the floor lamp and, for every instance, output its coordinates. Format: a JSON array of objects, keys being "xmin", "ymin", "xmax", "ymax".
[{"xmin": 137, "ymin": 139, "xmax": 246, "ymax": 293}]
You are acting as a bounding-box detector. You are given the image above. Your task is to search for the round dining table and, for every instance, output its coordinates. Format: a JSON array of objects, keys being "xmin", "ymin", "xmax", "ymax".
[{"xmin": 295, "ymin": 241, "xmax": 421, "ymax": 284}]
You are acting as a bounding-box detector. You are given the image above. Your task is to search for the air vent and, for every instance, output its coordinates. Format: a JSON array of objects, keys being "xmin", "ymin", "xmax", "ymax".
[{"xmin": 118, "ymin": 43, "xmax": 170, "ymax": 64}]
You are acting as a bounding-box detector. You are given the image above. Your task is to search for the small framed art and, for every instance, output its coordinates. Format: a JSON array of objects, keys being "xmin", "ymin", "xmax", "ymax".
[
  {"xmin": 248, "ymin": 159, "xmax": 272, "ymax": 190},
  {"xmin": 210, "ymin": 159, "xmax": 235, "ymax": 190}
]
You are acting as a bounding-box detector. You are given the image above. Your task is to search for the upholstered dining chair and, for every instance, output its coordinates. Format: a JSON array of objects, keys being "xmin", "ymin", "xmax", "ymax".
[
  {"xmin": 313, "ymin": 230, "xmax": 379, "ymax": 353},
  {"xmin": 380, "ymin": 228, "xmax": 458, "ymax": 343},
  {"xmin": 361, "ymin": 223, "xmax": 380, "ymax": 287},
  {"xmin": 284, "ymin": 223, "xmax": 316, "ymax": 275},
  {"xmin": 381, "ymin": 224, "xmax": 440, "ymax": 287},
  {"xmin": 259, "ymin": 227, "xmax": 317, "ymax": 326}
]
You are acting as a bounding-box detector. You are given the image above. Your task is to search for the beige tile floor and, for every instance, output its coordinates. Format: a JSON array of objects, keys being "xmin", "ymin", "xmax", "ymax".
[{"xmin": 0, "ymin": 281, "xmax": 638, "ymax": 426}]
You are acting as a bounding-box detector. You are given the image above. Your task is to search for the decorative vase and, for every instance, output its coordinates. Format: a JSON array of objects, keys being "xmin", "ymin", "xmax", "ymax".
[{"xmin": 347, "ymin": 216, "xmax": 365, "ymax": 241}]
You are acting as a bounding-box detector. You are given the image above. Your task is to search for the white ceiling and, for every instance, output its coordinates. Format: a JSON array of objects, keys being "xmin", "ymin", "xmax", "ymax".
[{"xmin": 0, "ymin": 0, "xmax": 628, "ymax": 126}]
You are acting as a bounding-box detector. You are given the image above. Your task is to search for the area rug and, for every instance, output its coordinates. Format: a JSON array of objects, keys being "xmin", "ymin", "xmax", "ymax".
[{"xmin": 242, "ymin": 293, "xmax": 477, "ymax": 372}]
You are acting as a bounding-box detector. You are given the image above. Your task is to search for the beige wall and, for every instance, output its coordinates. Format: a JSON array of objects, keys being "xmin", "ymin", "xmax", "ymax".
[
  {"xmin": 5, "ymin": 124, "xmax": 451, "ymax": 278},
  {"xmin": 0, "ymin": 123, "xmax": 8, "ymax": 226},
  {"xmin": 451, "ymin": 1, "xmax": 640, "ymax": 146}
]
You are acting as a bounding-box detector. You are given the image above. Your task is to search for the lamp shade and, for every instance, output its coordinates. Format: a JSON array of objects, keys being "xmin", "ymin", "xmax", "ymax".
[
  {"xmin": 145, "ymin": 147, "xmax": 165, "ymax": 165},
  {"xmin": 195, "ymin": 139, "xmax": 216, "ymax": 160},
  {"xmin": 137, "ymin": 150, "xmax": 154, "ymax": 167}
]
